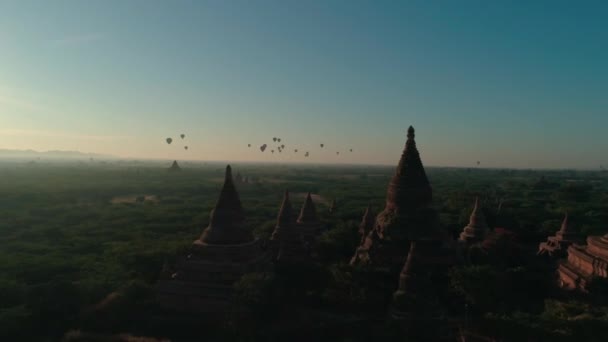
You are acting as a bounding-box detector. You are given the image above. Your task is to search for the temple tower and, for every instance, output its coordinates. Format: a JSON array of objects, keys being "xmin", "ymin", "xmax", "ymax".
[
  {"xmin": 329, "ymin": 199, "xmax": 337, "ymax": 214},
  {"xmin": 459, "ymin": 198, "xmax": 489, "ymax": 244},
  {"xmin": 156, "ymin": 165, "xmax": 269, "ymax": 313},
  {"xmin": 358, "ymin": 205, "xmax": 375, "ymax": 244},
  {"xmin": 296, "ymin": 192, "xmax": 321, "ymax": 244},
  {"xmin": 270, "ymin": 190, "xmax": 310, "ymax": 264},
  {"xmin": 168, "ymin": 160, "xmax": 181, "ymax": 172},
  {"xmin": 351, "ymin": 126, "xmax": 439, "ymax": 267},
  {"xmin": 538, "ymin": 213, "xmax": 582, "ymax": 258}
]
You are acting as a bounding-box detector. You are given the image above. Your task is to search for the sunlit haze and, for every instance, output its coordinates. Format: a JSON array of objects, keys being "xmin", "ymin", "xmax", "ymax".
[{"xmin": 1, "ymin": 1, "xmax": 607, "ymax": 168}]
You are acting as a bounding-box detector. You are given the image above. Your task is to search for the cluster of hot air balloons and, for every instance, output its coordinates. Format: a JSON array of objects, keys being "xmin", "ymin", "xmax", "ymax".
[
  {"xmin": 248, "ymin": 136, "xmax": 354, "ymax": 159},
  {"xmin": 165, "ymin": 134, "xmax": 189, "ymax": 151}
]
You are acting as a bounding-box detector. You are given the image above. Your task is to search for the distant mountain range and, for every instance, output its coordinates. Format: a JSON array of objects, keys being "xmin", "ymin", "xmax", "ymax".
[{"xmin": 0, "ymin": 149, "xmax": 117, "ymax": 159}]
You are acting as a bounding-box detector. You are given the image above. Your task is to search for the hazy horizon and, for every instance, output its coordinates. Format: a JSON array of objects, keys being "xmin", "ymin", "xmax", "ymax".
[{"xmin": 1, "ymin": 1, "xmax": 607, "ymax": 169}]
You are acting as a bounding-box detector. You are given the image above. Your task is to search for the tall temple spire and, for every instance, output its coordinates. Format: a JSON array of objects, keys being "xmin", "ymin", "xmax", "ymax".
[
  {"xmin": 459, "ymin": 197, "xmax": 488, "ymax": 243},
  {"xmin": 169, "ymin": 160, "xmax": 181, "ymax": 171},
  {"xmin": 385, "ymin": 126, "xmax": 431, "ymax": 212},
  {"xmin": 358, "ymin": 205, "xmax": 375, "ymax": 242},
  {"xmin": 199, "ymin": 165, "xmax": 253, "ymax": 244},
  {"xmin": 558, "ymin": 213, "xmax": 569, "ymax": 234},
  {"xmin": 297, "ymin": 192, "xmax": 318, "ymax": 223},
  {"xmin": 272, "ymin": 190, "xmax": 293, "ymax": 240}
]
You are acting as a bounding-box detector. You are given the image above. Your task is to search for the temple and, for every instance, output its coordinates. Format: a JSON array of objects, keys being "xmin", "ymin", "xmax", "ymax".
[
  {"xmin": 538, "ymin": 213, "xmax": 582, "ymax": 258},
  {"xmin": 296, "ymin": 192, "xmax": 321, "ymax": 244},
  {"xmin": 270, "ymin": 190, "xmax": 310, "ymax": 264},
  {"xmin": 329, "ymin": 199, "xmax": 337, "ymax": 214},
  {"xmin": 558, "ymin": 233, "xmax": 608, "ymax": 291},
  {"xmin": 358, "ymin": 205, "xmax": 375, "ymax": 244},
  {"xmin": 459, "ymin": 198, "xmax": 489, "ymax": 244},
  {"xmin": 351, "ymin": 126, "xmax": 439, "ymax": 267},
  {"xmin": 168, "ymin": 160, "xmax": 181, "ymax": 172},
  {"xmin": 156, "ymin": 165, "xmax": 270, "ymax": 313},
  {"xmin": 392, "ymin": 242, "xmax": 435, "ymax": 319}
]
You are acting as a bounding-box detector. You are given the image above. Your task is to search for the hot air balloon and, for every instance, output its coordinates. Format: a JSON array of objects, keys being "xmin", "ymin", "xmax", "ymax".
[
  {"xmin": 278, "ymin": 138, "xmax": 281, "ymax": 142},
  {"xmin": 350, "ymin": 149, "xmax": 353, "ymax": 152},
  {"xmin": 166, "ymin": 138, "xmax": 173, "ymax": 144},
  {"xmin": 260, "ymin": 144, "xmax": 267, "ymax": 152},
  {"xmin": 180, "ymin": 134, "xmax": 185, "ymax": 139},
  {"xmin": 281, "ymin": 144, "xmax": 285, "ymax": 149},
  {"xmin": 336, "ymin": 152, "xmax": 340, "ymax": 155},
  {"xmin": 294, "ymin": 149, "xmax": 298, "ymax": 153},
  {"xmin": 184, "ymin": 146, "xmax": 188, "ymax": 150},
  {"xmin": 320, "ymin": 144, "xmax": 324, "ymax": 148},
  {"xmin": 271, "ymin": 150, "xmax": 275, "ymax": 154},
  {"xmin": 273, "ymin": 137, "xmax": 277, "ymax": 142},
  {"xmin": 248, "ymin": 144, "xmax": 251, "ymax": 147},
  {"xmin": 477, "ymin": 161, "xmax": 480, "ymax": 166}
]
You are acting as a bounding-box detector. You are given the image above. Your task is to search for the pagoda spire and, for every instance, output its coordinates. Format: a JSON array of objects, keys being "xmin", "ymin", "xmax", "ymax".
[
  {"xmin": 199, "ymin": 165, "xmax": 252, "ymax": 244},
  {"xmin": 358, "ymin": 205, "xmax": 375, "ymax": 242},
  {"xmin": 272, "ymin": 190, "xmax": 293, "ymax": 241},
  {"xmin": 297, "ymin": 192, "xmax": 318, "ymax": 223},
  {"xmin": 459, "ymin": 197, "xmax": 488, "ymax": 243},
  {"xmin": 385, "ymin": 126, "xmax": 431, "ymax": 212},
  {"xmin": 559, "ymin": 213, "xmax": 569, "ymax": 234}
]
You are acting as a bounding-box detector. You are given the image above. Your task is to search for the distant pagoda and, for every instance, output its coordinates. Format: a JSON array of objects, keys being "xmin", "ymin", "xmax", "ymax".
[
  {"xmin": 538, "ymin": 213, "xmax": 582, "ymax": 258},
  {"xmin": 168, "ymin": 160, "xmax": 181, "ymax": 171},
  {"xmin": 296, "ymin": 192, "xmax": 321, "ymax": 245},
  {"xmin": 351, "ymin": 126, "xmax": 440, "ymax": 267},
  {"xmin": 270, "ymin": 190, "xmax": 310, "ymax": 264},
  {"xmin": 329, "ymin": 199, "xmax": 337, "ymax": 214},
  {"xmin": 156, "ymin": 165, "xmax": 269, "ymax": 313},
  {"xmin": 358, "ymin": 205, "xmax": 375, "ymax": 244},
  {"xmin": 558, "ymin": 232, "xmax": 608, "ymax": 291},
  {"xmin": 459, "ymin": 198, "xmax": 489, "ymax": 244}
]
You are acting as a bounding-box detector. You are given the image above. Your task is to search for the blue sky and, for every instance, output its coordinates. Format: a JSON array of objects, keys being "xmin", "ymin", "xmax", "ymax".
[{"xmin": 1, "ymin": 1, "xmax": 607, "ymax": 168}]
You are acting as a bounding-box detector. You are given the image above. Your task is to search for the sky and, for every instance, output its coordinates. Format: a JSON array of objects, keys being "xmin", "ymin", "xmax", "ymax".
[{"xmin": 1, "ymin": 1, "xmax": 607, "ymax": 168}]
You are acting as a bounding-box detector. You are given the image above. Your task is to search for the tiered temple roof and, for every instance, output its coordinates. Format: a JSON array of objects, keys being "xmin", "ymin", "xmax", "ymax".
[
  {"xmin": 459, "ymin": 198, "xmax": 489, "ymax": 244},
  {"xmin": 538, "ymin": 213, "xmax": 582, "ymax": 258},
  {"xmin": 270, "ymin": 190, "xmax": 310, "ymax": 264},
  {"xmin": 558, "ymin": 233, "xmax": 608, "ymax": 291},
  {"xmin": 156, "ymin": 165, "xmax": 269, "ymax": 313},
  {"xmin": 351, "ymin": 126, "xmax": 439, "ymax": 266}
]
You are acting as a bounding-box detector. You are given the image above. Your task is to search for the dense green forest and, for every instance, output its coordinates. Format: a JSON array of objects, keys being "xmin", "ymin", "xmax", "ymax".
[{"xmin": 1, "ymin": 160, "xmax": 608, "ymax": 341}]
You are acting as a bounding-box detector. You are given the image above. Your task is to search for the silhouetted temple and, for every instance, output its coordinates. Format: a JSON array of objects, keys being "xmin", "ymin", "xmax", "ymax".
[
  {"xmin": 296, "ymin": 192, "xmax": 321, "ymax": 245},
  {"xmin": 329, "ymin": 199, "xmax": 337, "ymax": 214},
  {"xmin": 459, "ymin": 198, "xmax": 489, "ymax": 244},
  {"xmin": 351, "ymin": 126, "xmax": 439, "ymax": 267},
  {"xmin": 358, "ymin": 205, "xmax": 375, "ymax": 244},
  {"xmin": 156, "ymin": 165, "xmax": 269, "ymax": 313},
  {"xmin": 168, "ymin": 160, "xmax": 181, "ymax": 171},
  {"xmin": 558, "ymin": 233, "xmax": 608, "ymax": 291},
  {"xmin": 391, "ymin": 241, "xmax": 442, "ymax": 316},
  {"xmin": 538, "ymin": 213, "xmax": 582, "ymax": 258},
  {"xmin": 270, "ymin": 190, "xmax": 310, "ymax": 264}
]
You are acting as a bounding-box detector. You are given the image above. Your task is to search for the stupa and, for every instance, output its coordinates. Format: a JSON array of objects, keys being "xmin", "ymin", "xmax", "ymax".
[
  {"xmin": 270, "ymin": 190, "xmax": 310, "ymax": 264},
  {"xmin": 329, "ymin": 199, "xmax": 337, "ymax": 214},
  {"xmin": 296, "ymin": 192, "xmax": 321, "ymax": 244},
  {"xmin": 358, "ymin": 205, "xmax": 375, "ymax": 244},
  {"xmin": 156, "ymin": 165, "xmax": 269, "ymax": 313},
  {"xmin": 459, "ymin": 198, "xmax": 489, "ymax": 244},
  {"xmin": 350, "ymin": 126, "xmax": 439, "ymax": 267},
  {"xmin": 538, "ymin": 213, "xmax": 582, "ymax": 258},
  {"xmin": 558, "ymin": 233, "xmax": 608, "ymax": 291},
  {"xmin": 168, "ymin": 160, "xmax": 181, "ymax": 171}
]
